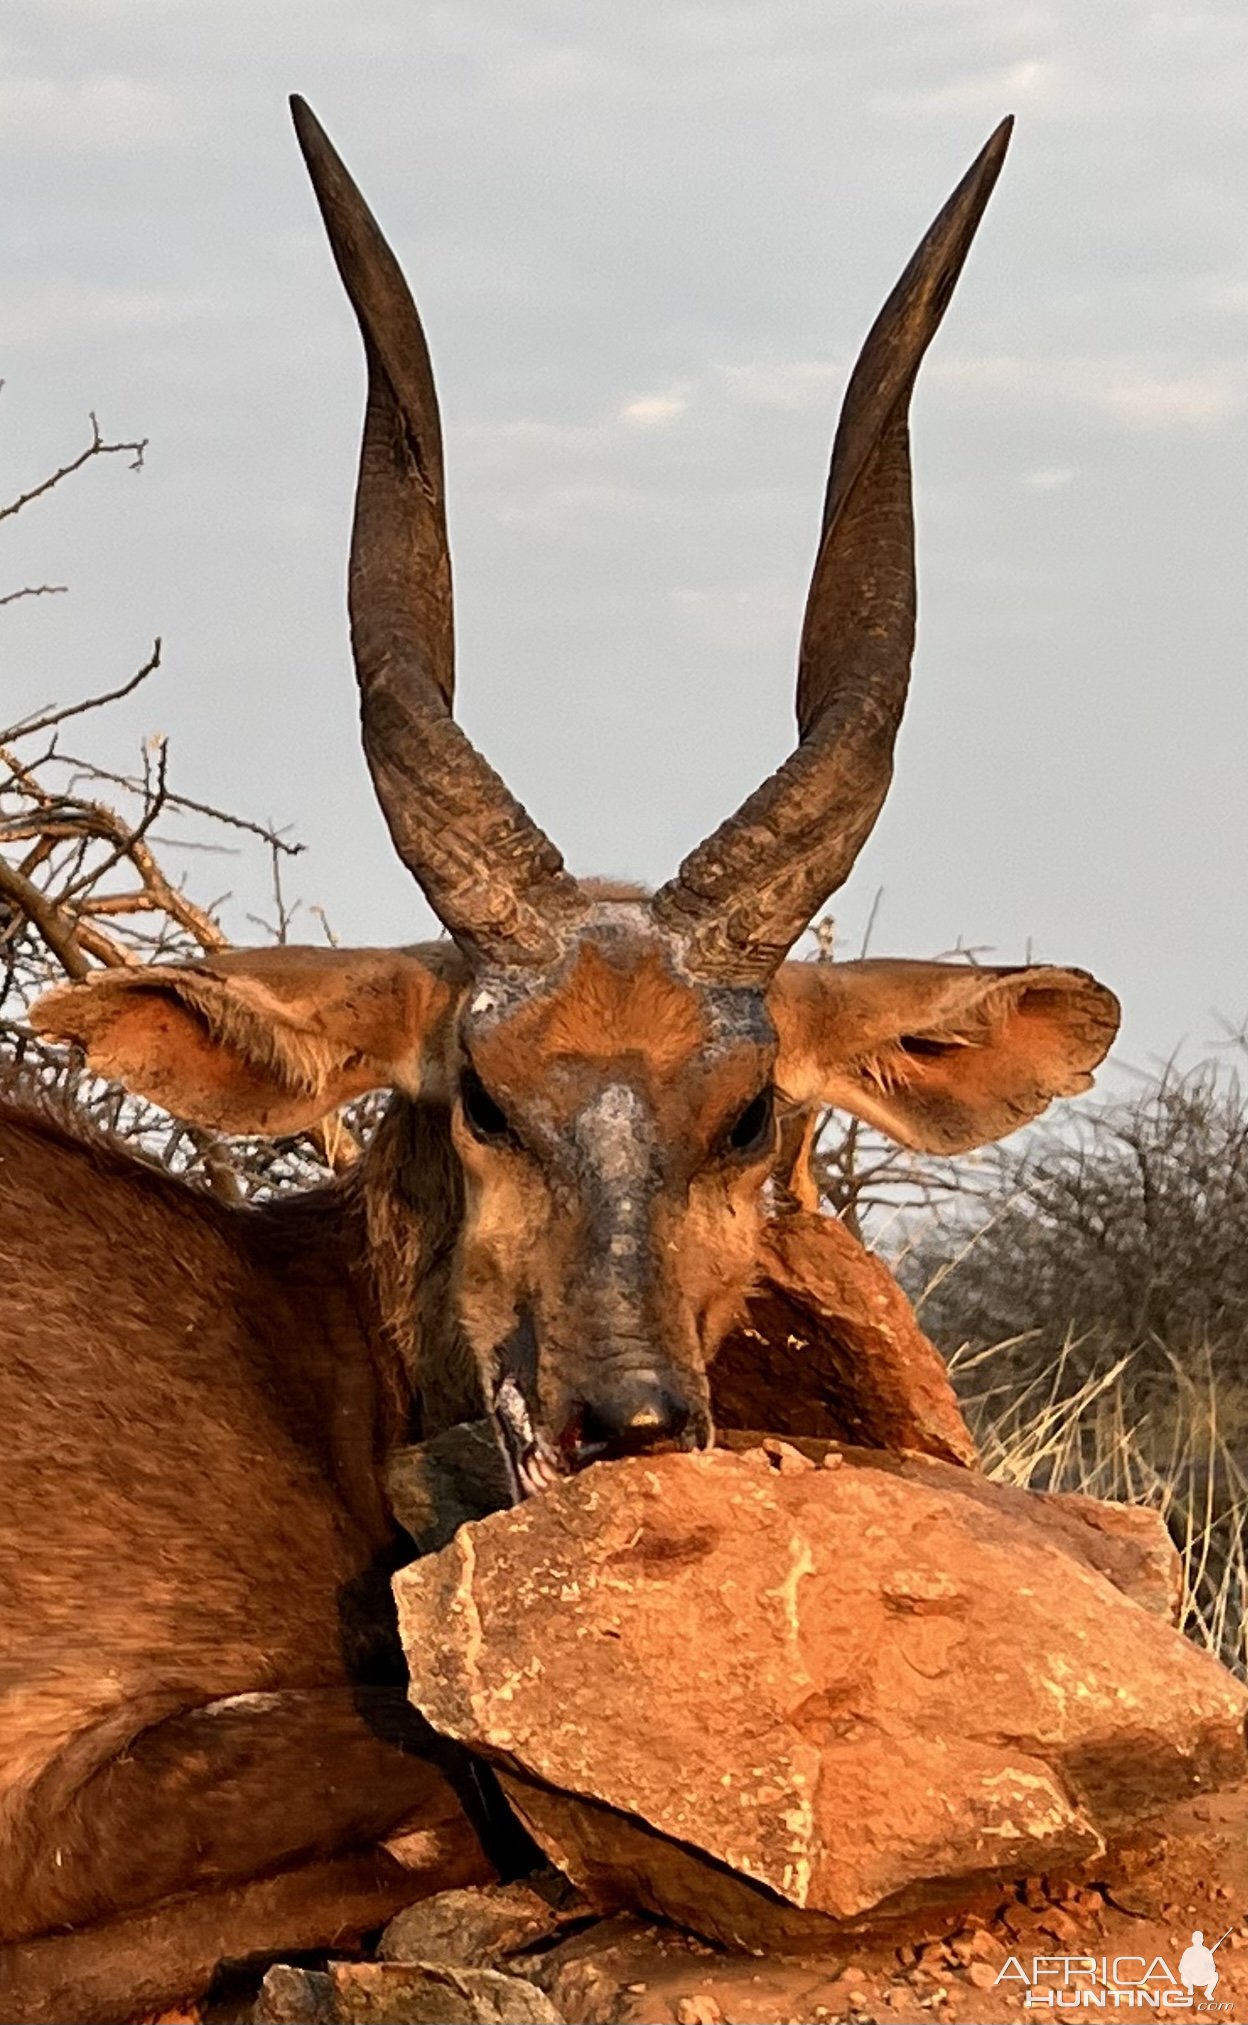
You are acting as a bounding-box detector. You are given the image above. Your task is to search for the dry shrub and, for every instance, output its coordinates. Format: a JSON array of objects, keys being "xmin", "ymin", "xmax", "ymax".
[
  {"xmin": 894, "ymin": 1070, "xmax": 1248, "ymax": 1676},
  {"xmin": 0, "ymin": 405, "xmax": 373, "ymax": 1199},
  {"xmin": 903, "ymin": 1064, "xmax": 1248, "ymax": 1405}
]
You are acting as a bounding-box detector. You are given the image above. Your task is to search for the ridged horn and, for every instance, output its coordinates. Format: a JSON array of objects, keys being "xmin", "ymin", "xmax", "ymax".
[
  {"xmin": 652, "ymin": 119, "xmax": 1013, "ymax": 984},
  {"xmin": 291, "ymin": 96, "xmax": 587, "ymax": 966}
]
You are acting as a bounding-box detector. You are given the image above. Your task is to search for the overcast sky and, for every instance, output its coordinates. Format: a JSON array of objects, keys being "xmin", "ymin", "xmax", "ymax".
[{"xmin": 4, "ymin": 0, "xmax": 1247, "ymax": 1083}]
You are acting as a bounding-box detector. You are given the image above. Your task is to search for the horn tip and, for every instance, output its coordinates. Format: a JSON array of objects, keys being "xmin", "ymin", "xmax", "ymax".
[
  {"xmin": 289, "ymin": 93, "xmax": 327, "ymax": 158},
  {"xmin": 981, "ymin": 114, "xmax": 1015, "ymax": 172}
]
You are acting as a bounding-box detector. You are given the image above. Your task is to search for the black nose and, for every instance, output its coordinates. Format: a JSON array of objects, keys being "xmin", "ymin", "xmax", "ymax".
[{"xmin": 567, "ymin": 1377, "xmax": 691, "ymax": 1467}]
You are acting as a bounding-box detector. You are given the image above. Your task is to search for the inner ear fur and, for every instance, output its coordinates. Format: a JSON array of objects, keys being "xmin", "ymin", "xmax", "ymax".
[
  {"xmin": 768, "ymin": 957, "xmax": 1120, "ymax": 1155},
  {"xmin": 32, "ymin": 943, "xmax": 469, "ymax": 1137}
]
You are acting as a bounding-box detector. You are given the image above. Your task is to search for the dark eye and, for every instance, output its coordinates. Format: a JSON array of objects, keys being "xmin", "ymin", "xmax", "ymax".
[
  {"xmin": 725, "ymin": 1086, "xmax": 775, "ymax": 1158},
  {"xmin": 460, "ymin": 1066, "xmax": 514, "ymax": 1145},
  {"xmin": 896, "ymin": 1033, "xmax": 959, "ymax": 1059}
]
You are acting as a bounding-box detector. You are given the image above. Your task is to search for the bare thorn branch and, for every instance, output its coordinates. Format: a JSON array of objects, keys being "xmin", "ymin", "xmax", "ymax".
[
  {"xmin": 0, "ymin": 856, "xmax": 90, "ymax": 979},
  {"xmin": 0, "ymin": 414, "xmax": 147, "ymax": 526},
  {"xmin": 0, "ymin": 583, "xmax": 68, "ymax": 608},
  {"xmin": 0, "ymin": 641, "xmax": 162, "ymax": 745}
]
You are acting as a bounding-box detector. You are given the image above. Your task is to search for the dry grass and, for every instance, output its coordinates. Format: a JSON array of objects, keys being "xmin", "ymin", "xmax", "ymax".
[
  {"xmin": 956, "ymin": 1333, "xmax": 1248, "ymax": 1676},
  {"xmin": 881, "ymin": 1062, "xmax": 1248, "ymax": 1677}
]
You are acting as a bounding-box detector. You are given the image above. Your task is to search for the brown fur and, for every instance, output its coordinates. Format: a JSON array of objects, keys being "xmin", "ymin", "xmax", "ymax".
[
  {"xmin": 33, "ymin": 946, "xmax": 464, "ymax": 1136},
  {"xmin": 0, "ymin": 1077, "xmax": 492, "ymax": 2020},
  {"xmin": 2, "ymin": 939, "xmax": 1116, "ymax": 2017},
  {"xmin": 487, "ymin": 943, "xmax": 709, "ymax": 1079},
  {"xmin": 456, "ymin": 928, "xmax": 776, "ymax": 1451}
]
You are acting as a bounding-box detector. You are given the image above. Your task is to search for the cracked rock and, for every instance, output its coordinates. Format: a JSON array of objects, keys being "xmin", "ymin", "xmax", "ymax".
[{"xmin": 394, "ymin": 1449, "xmax": 1248, "ymax": 1948}]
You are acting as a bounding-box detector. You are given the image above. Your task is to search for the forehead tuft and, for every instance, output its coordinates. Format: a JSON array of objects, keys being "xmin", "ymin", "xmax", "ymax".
[
  {"xmin": 459, "ymin": 914, "xmax": 778, "ymax": 1117},
  {"xmin": 469, "ymin": 940, "xmax": 708, "ymax": 1075}
]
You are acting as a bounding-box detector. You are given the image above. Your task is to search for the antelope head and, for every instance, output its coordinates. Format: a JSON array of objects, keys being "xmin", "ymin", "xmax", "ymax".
[{"xmin": 35, "ymin": 103, "xmax": 1118, "ymax": 1498}]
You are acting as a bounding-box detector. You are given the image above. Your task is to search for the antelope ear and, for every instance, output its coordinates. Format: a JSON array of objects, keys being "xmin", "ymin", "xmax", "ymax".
[
  {"xmin": 768, "ymin": 957, "xmax": 1119, "ymax": 1154},
  {"xmin": 32, "ymin": 943, "xmax": 469, "ymax": 1136}
]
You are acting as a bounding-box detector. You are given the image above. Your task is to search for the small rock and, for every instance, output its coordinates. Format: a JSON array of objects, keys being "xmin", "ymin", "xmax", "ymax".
[
  {"xmin": 379, "ymin": 1882, "xmax": 559, "ymax": 1966},
  {"xmin": 761, "ymin": 1437, "xmax": 814, "ymax": 1474},
  {"xmin": 545, "ymin": 1958, "xmax": 616, "ymax": 2024},
  {"xmin": 385, "ymin": 1422, "xmax": 512, "ymax": 1555},
  {"xmin": 253, "ymin": 1967, "xmax": 334, "ymax": 2024},
  {"xmin": 967, "ymin": 1962, "xmax": 1000, "ymax": 1990},
  {"xmin": 1041, "ymin": 1909, "xmax": 1080, "ymax": 1943},
  {"xmin": 327, "ymin": 1960, "xmax": 564, "ymax": 2024},
  {"xmin": 967, "ymin": 1931, "xmax": 1006, "ymax": 1966},
  {"xmin": 674, "ymin": 1997, "xmax": 724, "ymax": 2024}
]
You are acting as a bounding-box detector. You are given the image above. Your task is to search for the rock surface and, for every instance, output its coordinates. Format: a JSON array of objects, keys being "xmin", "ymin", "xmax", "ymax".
[
  {"xmin": 387, "ymin": 1423, "xmax": 513, "ymax": 1557},
  {"xmin": 251, "ymin": 1785, "xmax": 1248, "ymax": 2024},
  {"xmin": 378, "ymin": 1880, "xmax": 568, "ymax": 1966},
  {"xmin": 715, "ymin": 1434, "xmax": 1185, "ymax": 1623},
  {"xmin": 254, "ymin": 1960, "xmax": 563, "ymax": 2024},
  {"xmin": 711, "ymin": 1211, "xmax": 977, "ymax": 1466},
  {"xmin": 395, "ymin": 1448, "xmax": 1248, "ymax": 1948}
]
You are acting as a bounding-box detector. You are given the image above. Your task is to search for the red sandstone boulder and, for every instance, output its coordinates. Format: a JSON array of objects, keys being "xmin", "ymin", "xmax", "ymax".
[
  {"xmin": 712, "ymin": 1212, "xmax": 976, "ymax": 1467},
  {"xmin": 394, "ymin": 1449, "xmax": 1248, "ymax": 1949}
]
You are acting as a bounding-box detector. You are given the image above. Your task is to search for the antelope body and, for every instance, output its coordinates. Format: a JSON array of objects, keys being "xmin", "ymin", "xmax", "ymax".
[{"xmin": 0, "ymin": 102, "xmax": 1118, "ymax": 2021}]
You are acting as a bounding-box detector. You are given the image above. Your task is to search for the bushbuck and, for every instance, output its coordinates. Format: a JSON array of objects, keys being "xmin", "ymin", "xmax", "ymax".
[{"xmin": 0, "ymin": 101, "xmax": 1117, "ymax": 2020}]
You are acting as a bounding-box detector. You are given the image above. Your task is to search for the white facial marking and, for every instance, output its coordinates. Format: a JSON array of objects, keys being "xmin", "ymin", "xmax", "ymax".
[{"xmin": 576, "ymin": 1082, "xmax": 651, "ymax": 1188}]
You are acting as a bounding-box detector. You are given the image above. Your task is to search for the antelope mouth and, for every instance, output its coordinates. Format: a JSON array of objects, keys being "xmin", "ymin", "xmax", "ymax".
[{"xmin": 492, "ymin": 1372, "xmax": 564, "ymax": 1502}]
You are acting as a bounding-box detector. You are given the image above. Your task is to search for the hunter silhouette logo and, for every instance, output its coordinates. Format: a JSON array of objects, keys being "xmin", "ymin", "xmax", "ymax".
[
  {"xmin": 995, "ymin": 1928, "xmax": 1237, "ymax": 2010},
  {"xmin": 1179, "ymin": 1931, "xmax": 1229, "ymax": 2002}
]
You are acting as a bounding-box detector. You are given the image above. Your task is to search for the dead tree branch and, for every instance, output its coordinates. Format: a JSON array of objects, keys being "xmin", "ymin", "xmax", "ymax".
[
  {"xmin": 0, "ymin": 412, "xmax": 146, "ymax": 525},
  {"xmin": 0, "ymin": 640, "xmax": 162, "ymax": 746},
  {"xmin": 0, "ymin": 583, "xmax": 67, "ymax": 608}
]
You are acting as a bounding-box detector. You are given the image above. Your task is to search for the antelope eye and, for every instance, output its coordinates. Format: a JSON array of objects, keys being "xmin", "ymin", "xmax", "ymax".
[
  {"xmin": 897, "ymin": 1032, "xmax": 958, "ymax": 1059},
  {"xmin": 726, "ymin": 1085, "xmax": 775, "ymax": 1158},
  {"xmin": 460, "ymin": 1066, "xmax": 513, "ymax": 1145}
]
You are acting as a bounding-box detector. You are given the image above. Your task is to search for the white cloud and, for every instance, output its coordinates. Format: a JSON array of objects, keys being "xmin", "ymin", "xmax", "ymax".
[
  {"xmin": 5, "ymin": 281, "xmax": 225, "ymax": 350},
  {"xmin": 716, "ymin": 359, "xmax": 845, "ymax": 410},
  {"xmin": 932, "ymin": 353, "xmax": 1246, "ymax": 432},
  {"xmin": 619, "ymin": 393, "xmax": 687, "ymax": 428},
  {"xmin": 1098, "ymin": 370, "xmax": 1244, "ymax": 429},
  {"xmin": 869, "ymin": 58, "xmax": 1056, "ymax": 119},
  {"xmin": 928, "ymin": 354, "xmax": 1034, "ymax": 395},
  {"xmin": 0, "ymin": 72, "xmax": 186, "ymax": 153}
]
